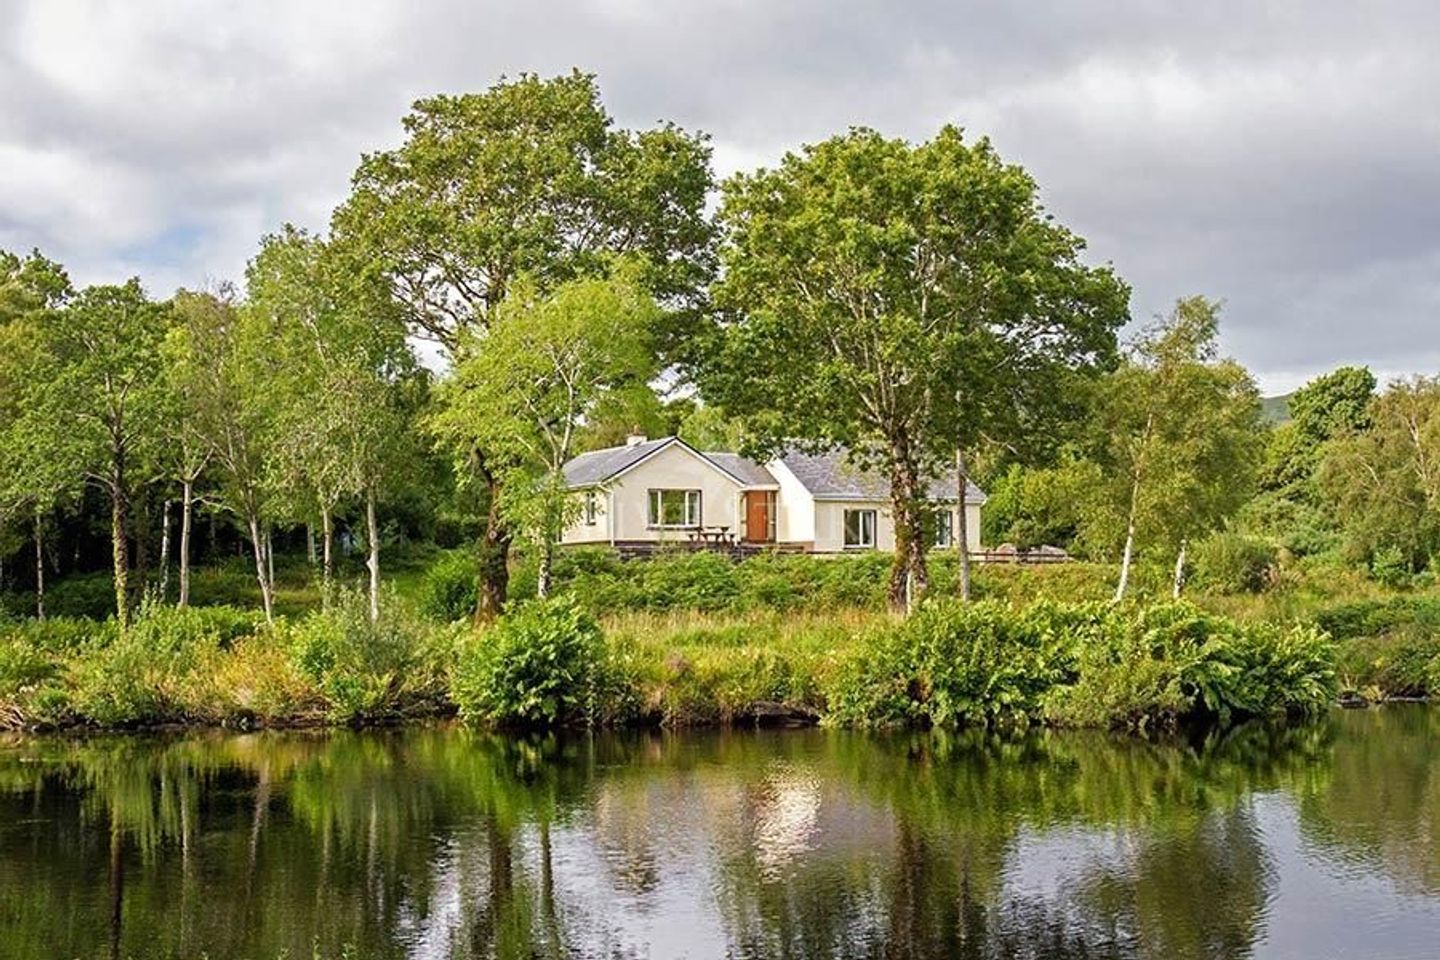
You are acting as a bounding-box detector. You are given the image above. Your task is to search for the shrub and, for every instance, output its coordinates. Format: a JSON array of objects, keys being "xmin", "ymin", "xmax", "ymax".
[
  {"xmin": 636, "ymin": 551, "xmax": 741, "ymax": 612},
  {"xmin": 1370, "ymin": 546, "xmax": 1413, "ymax": 589},
  {"xmin": 417, "ymin": 550, "xmax": 480, "ymax": 622},
  {"xmin": 452, "ymin": 595, "xmax": 606, "ymax": 726},
  {"xmin": 827, "ymin": 600, "xmax": 1336, "ymax": 731},
  {"xmin": 288, "ymin": 590, "xmax": 440, "ymax": 721},
  {"xmin": 1189, "ymin": 533, "xmax": 1277, "ymax": 594},
  {"xmin": 825, "ymin": 600, "xmax": 1087, "ymax": 728},
  {"xmin": 1335, "ymin": 625, "xmax": 1440, "ymax": 697}
]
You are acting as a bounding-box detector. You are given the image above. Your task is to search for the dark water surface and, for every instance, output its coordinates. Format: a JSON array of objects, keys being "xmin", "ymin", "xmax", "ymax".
[{"xmin": 3, "ymin": 709, "xmax": 1440, "ymax": 959}]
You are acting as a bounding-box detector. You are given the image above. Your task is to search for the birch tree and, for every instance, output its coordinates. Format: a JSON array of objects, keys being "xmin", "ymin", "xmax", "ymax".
[
  {"xmin": 0, "ymin": 251, "xmax": 78, "ymax": 618},
  {"xmin": 165, "ymin": 290, "xmax": 279, "ymax": 621},
  {"xmin": 1098, "ymin": 297, "xmax": 1262, "ymax": 600},
  {"xmin": 247, "ymin": 225, "xmax": 421, "ymax": 622},
  {"xmin": 433, "ymin": 273, "xmax": 659, "ymax": 598}
]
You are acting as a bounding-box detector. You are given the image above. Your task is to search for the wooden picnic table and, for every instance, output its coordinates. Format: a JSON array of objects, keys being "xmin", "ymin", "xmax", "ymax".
[{"xmin": 688, "ymin": 525, "xmax": 735, "ymax": 545}]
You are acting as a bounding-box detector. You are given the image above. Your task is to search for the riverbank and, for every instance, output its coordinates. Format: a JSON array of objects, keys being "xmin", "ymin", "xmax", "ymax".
[{"xmin": 1, "ymin": 592, "xmax": 1340, "ymax": 733}]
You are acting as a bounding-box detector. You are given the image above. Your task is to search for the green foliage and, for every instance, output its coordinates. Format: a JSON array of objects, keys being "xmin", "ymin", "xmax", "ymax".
[
  {"xmin": 1189, "ymin": 532, "xmax": 1277, "ymax": 594},
  {"xmin": 1318, "ymin": 376, "xmax": 1440, "ymax": 572},
  {"xmin": 1314, "ymin": 596, "xmax": 1440, "ymax": 640},
  {"xmin": 418, "ymin": 550, "xmax": 480, "ymax": 622},
  {"xmin": 701, "ymin": 124, "xmax": 1128, "ymax": 604},
  {"xmin": 452, "ymin": 596, "xmax": 605, "ymax": 726},
  {"xmin": 825, "ymin": 601, "xmax": 1085, "ymax": 727},
  {"xmin": 288, "ymin": 590, "xmax": 441, "ymax": 721},
  {"xmin": 1370, "ymin": 545, "xmax": 1413, "ymax": 588},
  {"xmin": 829, "ymin": 601, "xmax": 1334, "ymax": 731},
  {"xmin": 1044, "ymin": 604, "xmax": 1333, "ymax": 728},
  {"xmin": 1092, "ymin": 298, "xmax": 1265, "ymax": 582}
]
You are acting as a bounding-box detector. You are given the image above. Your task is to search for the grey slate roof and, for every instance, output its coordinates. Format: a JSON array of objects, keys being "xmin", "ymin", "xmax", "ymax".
[
  {"xmin": 777, "ymin": 448, "xmax": 987, "ymax": 503},
  {"xmin": 560, "ymin": 436, "xmax": 985, "ymax": 502},
  {"xmin": 562, "ymin": 437, "xmax": 673, "ymax": 487},
  {"xmin": 561, "ymin": 437, "xmax": 776, "ymax": 489},
  {"xmin": 703, "ymin": 453, "xmax": 777, "ymax": 487}
]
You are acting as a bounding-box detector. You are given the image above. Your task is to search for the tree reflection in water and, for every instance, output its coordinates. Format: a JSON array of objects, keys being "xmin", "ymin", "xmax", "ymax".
[{"xmin": 0, "ymin": 712, "xmax": 1432, "ymax": 960}]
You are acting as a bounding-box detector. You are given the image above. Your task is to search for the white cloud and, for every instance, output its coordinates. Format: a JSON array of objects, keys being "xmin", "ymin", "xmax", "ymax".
[{"xmin": 1, "ymin": 0, "xmax": 1438, "ymax": 392}]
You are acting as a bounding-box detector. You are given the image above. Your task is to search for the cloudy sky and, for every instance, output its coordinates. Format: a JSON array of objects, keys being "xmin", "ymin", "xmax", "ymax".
[{"xmin": 2, "ymin": 1, "xmax": 1436, "ymax": 393}]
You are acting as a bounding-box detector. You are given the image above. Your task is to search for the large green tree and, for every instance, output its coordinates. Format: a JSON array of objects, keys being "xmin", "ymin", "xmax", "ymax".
[
  {"xmin": 34, "ymin": 281, "xmax": 171, "ymax": 624},
  {"xmin": 699, "ymin": 126, "xmax": 1128, "ymax": 609},
  {"xmin": 331, "ymin": 71, "xmax": 715, "ymax": 616}
]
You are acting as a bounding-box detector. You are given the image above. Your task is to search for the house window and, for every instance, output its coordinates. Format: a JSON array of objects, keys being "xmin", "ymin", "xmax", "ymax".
[
  {"xmin": 648, "ymin": 489, "xmax": 702, "ymax": 528},
  {"xmin": 584, "ymin": 491, "xmax": 599, "ymax": 525},
  {"xmin": 843, "ymin": 509, "xmax": 877, "ymax": 549},
  {"xmin": 933, "ymin": 509, "xmax": 954, "ymax": 548}
]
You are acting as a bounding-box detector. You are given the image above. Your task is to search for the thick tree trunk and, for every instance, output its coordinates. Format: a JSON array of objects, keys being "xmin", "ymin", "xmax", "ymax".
[
  {"xmin": 955, "ymin": 448, "xmax": 972, "ymax": 602},
  {"xmin": 1172, "ymin": 538, "xmax": 1188, "ymax": 599},
  {"xmin": 365, "ymin": 485, "xmax": 380, "ymax": 624},
  {"xmin": 887, "ymin": 451, "xmax": 929, "ymax": 613},
  {"xmin": 247, "ymin": 514, "xmax": 274, "ymax": 624},
  {"xmin": 178, "ymin": 481, "xmax": 193, "ymax": 608},
  {"xmin": 33, "ymin": 511, "xmax": 45, "ymax": 622},
  {"xmin": 159, "ymin": 499, "xmax": 172, "ymax": 603},
  {"xmin": 473, "ymin": 451, "xmax": 511, "ymax": 622}
]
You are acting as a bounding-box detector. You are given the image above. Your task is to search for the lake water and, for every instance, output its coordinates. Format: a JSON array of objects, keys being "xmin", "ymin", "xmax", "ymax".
[{"xmin": 3, "ymin": 708, "xmax": 1440, "ymax": 959}]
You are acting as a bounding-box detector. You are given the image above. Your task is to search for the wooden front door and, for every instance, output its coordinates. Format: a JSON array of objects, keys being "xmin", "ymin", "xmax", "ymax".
[{"xmin": 744, "ymin": 491, "xmax": 775, "ymax": 543}]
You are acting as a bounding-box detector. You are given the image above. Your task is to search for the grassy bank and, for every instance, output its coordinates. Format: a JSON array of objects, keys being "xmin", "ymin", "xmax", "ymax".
[
  {"xmin": 1, "ymin": 588, "xmax": 1337, "ymax": 732},
  {"xmin": 4, "ymin": 546, "xmax": 1437, "ymax": 732}
]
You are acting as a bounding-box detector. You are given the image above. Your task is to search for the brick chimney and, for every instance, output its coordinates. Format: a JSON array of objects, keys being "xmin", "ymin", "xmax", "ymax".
[{"xmin": 625, "ymin": 434, "xmax": 648, "ymax": 447}]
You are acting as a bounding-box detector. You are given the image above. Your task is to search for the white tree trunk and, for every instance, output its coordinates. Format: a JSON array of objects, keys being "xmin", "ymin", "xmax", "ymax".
[
  {"xmin": 1172, "ymin": 538, "xmax": 1188, "ymax": 599},
  {"xmin": 33, "ymin": 511, "xmax": 45, "ymax": 622},
  {"xmin": 1114, "ymin": 519, "xmax": 1136, "ymax": 602},
  {"xmin": 247, "ymin": 515, "xmax": 274, "ymax": 624},
  {"xmin": 1114, "ymin": 471, "xmax": 1143, "ymax": 603},
  {"xmin": 158, "ymin": 499, "xmax": 172, "ymax": 603},
  {"xmin": 178, "ymin": 481, "xmax": 193, "ymax": 608},
  {"xmin": 320, "ymin": 506, "xmax": 334, "ymax": 608},
  {"xmin": 365, "ymin": 486, "xmax": 380, "ymax": 624},
  {"xmin": 955, "ymin": 447, "xmax": 972, "ymax": 602}
]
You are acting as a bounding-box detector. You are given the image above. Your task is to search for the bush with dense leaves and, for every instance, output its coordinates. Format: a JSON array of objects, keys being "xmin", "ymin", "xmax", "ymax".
[
  {"xmin": 417, "ymin": 550, "xmax": 480, "ymax": 622},
  {"xmin": 827, "ymin": 600, "xmax": 1335, "ymax": 730},
  {"xmin": 1189, "ymin": 533, "xmax": 1277, "ymax": 594},
  {"xmin": 452, "ymin": 596, "xmax": 606, "ymax": 726},
  {"xmin": 288, "ymin": 590, "xmax": 443, "ymax": 721}
]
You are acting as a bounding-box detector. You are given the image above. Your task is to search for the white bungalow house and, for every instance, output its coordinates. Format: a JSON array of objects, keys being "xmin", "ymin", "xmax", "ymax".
[{"xmin": 560, "ymin": 435, "xmax": 985, "ymax": 553}]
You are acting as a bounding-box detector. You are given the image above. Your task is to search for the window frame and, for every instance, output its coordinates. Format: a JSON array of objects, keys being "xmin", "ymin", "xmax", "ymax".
[
  {"xmin": 933, "ymin": 508, "xmax": 954, "ymax": 548},
  {"xmin": 584, "ymin": 491, "xmax": 599, "ymax": 526},
  {"xmin": 648, "ymin": 488, "xmax": 702, "ymax": 529},
  {"xmin": 843, "ymin": 508, "xmax": 877, "ymax": 549}
]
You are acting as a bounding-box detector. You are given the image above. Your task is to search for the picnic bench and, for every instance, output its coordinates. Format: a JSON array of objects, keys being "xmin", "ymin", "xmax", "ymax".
[{"xmin": 688, "ymin": 525, "xmax": 736, "ymax": 546}]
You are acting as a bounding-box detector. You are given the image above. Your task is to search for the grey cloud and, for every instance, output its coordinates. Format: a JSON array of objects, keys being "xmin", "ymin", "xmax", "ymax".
[{"xmin": 2, "ymin": 1, "xmax": 1438, "ymax": 391}]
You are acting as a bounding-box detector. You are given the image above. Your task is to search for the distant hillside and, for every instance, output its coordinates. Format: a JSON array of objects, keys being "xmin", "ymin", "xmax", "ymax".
[{"xmin": 1260, "ymin": 393, "xmax": 1292, "ymax": 424}]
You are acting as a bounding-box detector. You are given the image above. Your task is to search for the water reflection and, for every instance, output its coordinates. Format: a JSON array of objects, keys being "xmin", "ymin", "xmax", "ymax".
[{"xmin": 1, "ymin": 712, "xmax": 1437, "ymax": 959}]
